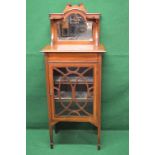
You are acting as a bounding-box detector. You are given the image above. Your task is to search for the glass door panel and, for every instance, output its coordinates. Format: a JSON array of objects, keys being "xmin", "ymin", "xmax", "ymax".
[{"xmin": 53, "ymin": 67, "xmax": 94, "ymax": 117}]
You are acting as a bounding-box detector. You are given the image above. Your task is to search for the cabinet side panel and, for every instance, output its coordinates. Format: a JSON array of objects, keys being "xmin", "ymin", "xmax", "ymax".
[
  {"xmin": 97, "ymin": 54, "xmax": 102, "ymax": 127},
  {"xmin": 44, "ymin": 54, "xmax": 53, "ymax": 122}
]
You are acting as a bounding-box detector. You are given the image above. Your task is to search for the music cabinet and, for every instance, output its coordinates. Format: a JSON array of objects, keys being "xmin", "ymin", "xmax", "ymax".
[{"xmin": 41, "ymin": 3, "xmax": 106, "ymax": 150}]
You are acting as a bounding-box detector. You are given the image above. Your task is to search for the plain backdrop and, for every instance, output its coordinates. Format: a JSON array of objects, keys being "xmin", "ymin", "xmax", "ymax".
[{"xmin": 0, "ymin": 0, "xmax": 155, "ymax": 155}]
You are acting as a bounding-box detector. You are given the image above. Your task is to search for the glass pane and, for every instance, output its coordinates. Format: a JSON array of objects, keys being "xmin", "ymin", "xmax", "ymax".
[
  {"xmin": 57, "ymin": 14, "xmax": 93, "ymax": 41},
  {"xmin": 53, "ymin": 67, "xmax": 94, "ymax": 117}
]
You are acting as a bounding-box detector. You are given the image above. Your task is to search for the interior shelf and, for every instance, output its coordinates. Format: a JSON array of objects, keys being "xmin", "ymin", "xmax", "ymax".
[
  {"xmin": 54, "ymin": 76, "xmax": 93, "ymax": 84},
  {"xmin": 54, "ymin": 91, "xmax": 93, "ymax": 102}
]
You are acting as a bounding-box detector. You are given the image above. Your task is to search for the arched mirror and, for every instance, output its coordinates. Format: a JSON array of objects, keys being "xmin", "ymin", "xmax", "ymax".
[{"xmin": 57, "ymin": 13, "xmax": 93, "ymax": 41}]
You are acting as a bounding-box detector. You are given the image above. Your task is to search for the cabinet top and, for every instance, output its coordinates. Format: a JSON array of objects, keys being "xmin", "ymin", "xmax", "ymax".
[
  {"xmin": 48, "ymin": 3, "xmax": 105, "ymax": 48},
  {"xmin": 41, "ymin": 44, "xmax": 106, "ymax": 53}
]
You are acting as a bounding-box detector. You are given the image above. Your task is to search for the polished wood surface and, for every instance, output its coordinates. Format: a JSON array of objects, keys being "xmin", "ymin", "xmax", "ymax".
[
  {"xmin": 41, "ymin": 44, "xmax": 106, "ymax": 53},
  {"xmin": 42, "ymin": 3, "xmax": 105, "ymax": 150}
]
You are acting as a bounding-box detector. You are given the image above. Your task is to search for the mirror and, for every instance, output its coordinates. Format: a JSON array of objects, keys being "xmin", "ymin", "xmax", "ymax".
[{"xmin": 57, "ymin": 13, "xmax": 93, "ymax": 41}]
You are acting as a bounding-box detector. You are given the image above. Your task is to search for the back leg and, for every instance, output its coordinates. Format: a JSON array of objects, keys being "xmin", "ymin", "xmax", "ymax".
[{"xmin": 97, "ymin": 126, "xmax": 101, "ymax": 150}]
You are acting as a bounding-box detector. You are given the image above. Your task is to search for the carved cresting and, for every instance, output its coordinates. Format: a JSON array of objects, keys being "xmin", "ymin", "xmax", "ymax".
[
  {"xmin": 53, "ymin": 67, "xmax": 94, "ymax": 116},
  {"xmin": 63, "ymin": 3, "xmax": 87, "ymax": 14}
]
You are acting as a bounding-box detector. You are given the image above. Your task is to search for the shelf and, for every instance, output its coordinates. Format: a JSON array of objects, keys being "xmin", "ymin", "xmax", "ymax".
[
  {"xmin": 54, "ymin": 98, "xmax": 93, "ymax": 102},
  {"xmin": 54, "ymin": 76, "xmax": 93, "ymax": 84},
  {"xmin": 54, "ymin": 91, "xmax": 93, "ymax": 102}
]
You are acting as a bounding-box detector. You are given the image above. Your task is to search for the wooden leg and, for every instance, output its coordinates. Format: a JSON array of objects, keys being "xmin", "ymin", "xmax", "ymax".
[
  {"xmin": 49, "ymin": 125, "xmax": 54, "ymax": 149},
  {"xmin": 55, "ymin": 124, "xmax": 58, "ymax": 134},
  {"xmin": 97, "ymin": 126, "xmax": 101, "ymax": 150}
]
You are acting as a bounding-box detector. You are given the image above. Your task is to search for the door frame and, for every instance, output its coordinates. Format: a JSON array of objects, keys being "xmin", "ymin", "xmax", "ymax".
[{"xmin": 48, "ymin": 62, "xmax": 98, "ymax": 126}]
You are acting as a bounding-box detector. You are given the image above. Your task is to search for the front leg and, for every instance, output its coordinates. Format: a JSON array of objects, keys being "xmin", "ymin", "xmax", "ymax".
[
  {"xmin": 49, "ymin": 125, "xmax": 54, "ymax": 149},
  {"xmin": 97, "ymin": 126, "xmax": 101, "ymax": 150}
]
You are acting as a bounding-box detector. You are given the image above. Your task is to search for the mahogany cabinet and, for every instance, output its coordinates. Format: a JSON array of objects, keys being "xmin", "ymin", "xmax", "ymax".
[{"xmin": 41, "ymin": 4, "xmax": 106, "ymax": 150}]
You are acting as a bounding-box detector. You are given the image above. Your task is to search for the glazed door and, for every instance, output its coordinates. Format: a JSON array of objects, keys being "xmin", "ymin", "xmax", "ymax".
[{"xmin": 48, "ymin": 63, "xmax": 97, "ymax": 121}]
